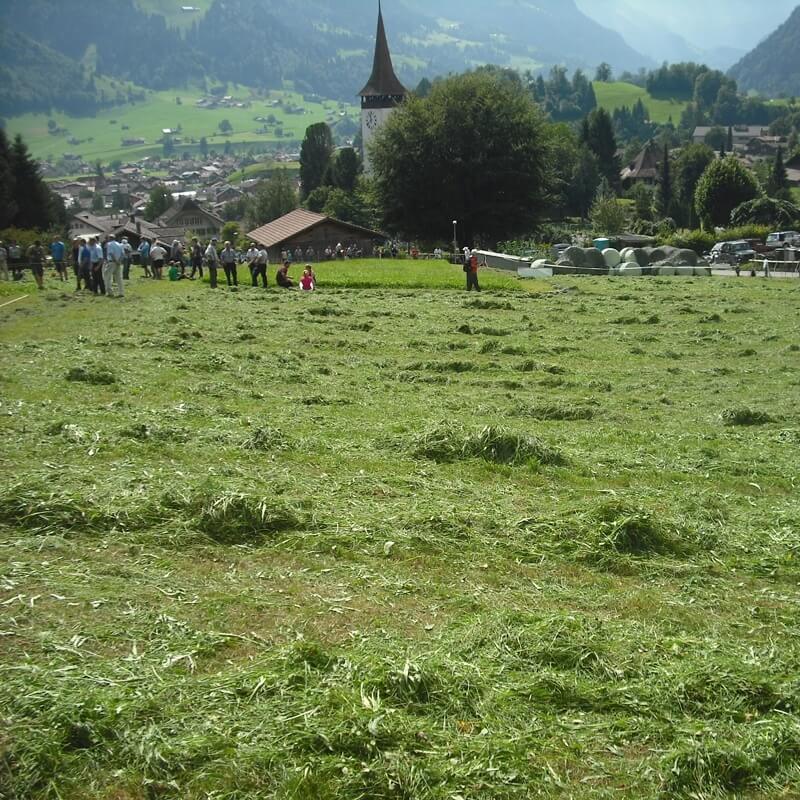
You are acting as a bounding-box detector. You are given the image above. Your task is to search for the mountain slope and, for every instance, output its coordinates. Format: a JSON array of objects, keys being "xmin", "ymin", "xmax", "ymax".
[
  {"xmin": 0, "ymin": 0, "xmax": 653, "ymax": 114},
  {"xmin": 577, "ymin": 0, "xmax": 798, "ymax": 70},
  {"xmin": 728, "ymin": 6, "xmax": 800, "ymax": 97}
]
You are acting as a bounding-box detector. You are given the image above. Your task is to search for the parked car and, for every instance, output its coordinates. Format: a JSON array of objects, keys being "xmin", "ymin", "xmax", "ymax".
[
  {"xmin": 766, "ymin": 230, "xmax": 800, "ymax": 249},
  {"xmin": 709, "ymin": 240, "xmax": 757, "ymax": 265}
]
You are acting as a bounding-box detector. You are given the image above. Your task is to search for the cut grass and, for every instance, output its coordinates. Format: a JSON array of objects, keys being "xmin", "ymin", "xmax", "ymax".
[{"xmin": 1, "ymin": 263, "xmax": 800, "ymax": 798}]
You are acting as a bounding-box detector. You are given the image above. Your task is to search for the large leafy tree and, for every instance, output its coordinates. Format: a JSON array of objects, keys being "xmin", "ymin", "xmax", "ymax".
[
  {"xmin": 766, "ymin": 147, "xmax": 791, "ymax": 201},
  {"xmin": 299, "ymin": 122, "xmax": 333, "ymax": 200},
  {"xmin": 370, "ymin": 70, "xmax": 551, "ymax": 246},
  {"xmin": 144, "ymin": 185, "xmax": 173, "ymax": 221},
  {"xmin": 674, "ymin": 143, "xmax": 715, "ymax": 228},
  {"xmin": 694, "ymin": 156, "xmax": 761, "ymax": 229}
]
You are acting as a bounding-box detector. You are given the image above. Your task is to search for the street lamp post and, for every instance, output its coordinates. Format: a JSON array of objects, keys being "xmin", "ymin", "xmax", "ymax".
[{"xmin": 452, "ymin": 220, "xmax": 458, "ymax": 264}]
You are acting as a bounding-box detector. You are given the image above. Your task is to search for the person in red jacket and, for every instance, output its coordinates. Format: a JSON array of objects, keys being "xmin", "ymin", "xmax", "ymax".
[{"xmin": 466, "ymin": 249, "xmax": 480, "ymax": 292}]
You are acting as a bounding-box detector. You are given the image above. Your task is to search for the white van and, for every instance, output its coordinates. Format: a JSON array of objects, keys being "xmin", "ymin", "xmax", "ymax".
[{"xmin": 766, "ymin": 231, "xmax": 800, "ymax": 249}]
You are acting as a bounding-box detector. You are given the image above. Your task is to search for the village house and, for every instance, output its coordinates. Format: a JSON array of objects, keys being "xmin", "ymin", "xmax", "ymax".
[
  {"xmin": 620, "ymin": 140, "xmax": 662, "ymax": 187},
  {"xmin": 156, "ymin": 197, "xmax": 224, "ymax": 240},
  {"xmin": 247, "ymin": 208, "xmax": 385, "ymax": 263}
]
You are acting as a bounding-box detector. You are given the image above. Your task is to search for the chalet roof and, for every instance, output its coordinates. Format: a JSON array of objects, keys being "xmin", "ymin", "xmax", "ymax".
[
  {"xmin": 157, "ymin": 196, "xmax": 224, "ymax": 226},
  {"xmin": 358, "ymin": 4, "xmax": 407, "ymax": 98},
  {"xmin": 247, "ymin": 208, "xmax": 383, "ymax": 248},
  {"xmin": 620, "ymin": 140, "xmax": 661, "ymax": 182}
]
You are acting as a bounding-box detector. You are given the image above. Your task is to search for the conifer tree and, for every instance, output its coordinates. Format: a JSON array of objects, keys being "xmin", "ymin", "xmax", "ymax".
[{"xmin": 0, "ymin": 129, "xmax": 18, "ymax": 229}]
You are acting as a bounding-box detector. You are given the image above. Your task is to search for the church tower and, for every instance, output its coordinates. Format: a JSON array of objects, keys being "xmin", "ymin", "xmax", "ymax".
[{"xmin": 359, "ymin": 2, "xmax": 407, "ymax": 174}]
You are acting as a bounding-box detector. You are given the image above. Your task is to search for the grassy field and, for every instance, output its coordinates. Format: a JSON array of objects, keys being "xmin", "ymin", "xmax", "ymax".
[
  {"xmin": 2, "ymin": 261, "xmax": 800, "ymax": 799},
  {"xmin": 594, "ymin": 82, "xmax": 689, "ymax": 125},
  {"xmin": 5, "ymin": 89, "xmax": 359, "ymax": 166}
]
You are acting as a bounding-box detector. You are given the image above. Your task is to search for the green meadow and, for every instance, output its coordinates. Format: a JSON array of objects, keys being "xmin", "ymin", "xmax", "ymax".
[
  {"xmin": 593, "ymin": 81, "xmax": 689, "ymax": 125},
  {"xmin": 5, "ymin": 89, "xmax": 359, "ymax": 166},
  {"xmin": 1, "ymin": 261, "xmax": 800, "ymax": 799}
]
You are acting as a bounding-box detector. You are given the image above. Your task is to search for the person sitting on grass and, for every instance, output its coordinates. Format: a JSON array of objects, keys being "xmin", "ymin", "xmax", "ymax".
[
  {"xmin": 276, "ymin": 261, "xmax": 294, "ymax": 288},
  {"xmin": 299, "ymin": 267, "xmax": 315, "ymax": 291}
]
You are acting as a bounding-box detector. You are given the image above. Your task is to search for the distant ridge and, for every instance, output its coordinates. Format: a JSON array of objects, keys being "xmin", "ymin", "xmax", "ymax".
[{"xmin": 728, "ymin": 6, "xmax": 800, "ymax": 97}]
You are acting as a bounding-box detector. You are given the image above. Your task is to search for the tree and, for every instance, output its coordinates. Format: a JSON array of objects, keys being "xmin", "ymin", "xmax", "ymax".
[
  {"xmin": 371, "ymin": 71, "xmax": 551, "ymax": 245},
  {"xmin": 726, "ymin": 125, "xmax": 734, "ymax": 153},
  {"xmin": 10, "ymin": 134, "xmax": 52, "ymax": 229},
  {"xmin": 703, "ymin": 126, "xmax": 727, "ymax": 151},
  {"xmin": 199, "ymin": 136, "xmax": 208, "ymax": 157},
  {"xmin": 766, "ymin": 147, "xmax": 791, "ymax": 200},
  {"xmin": 218, "ymin": 119, "xmax": 233, "ymax": 135},
  {"xmin": 329, "ymin": 147, "xmax": 360, "ymax": 193},
  {"xmin": 581, "ymin": 108, "xmax": 620, "ymax": 190},
  {"xmin": 299, "ymin": 122, "xmax": 334, "ymax": 199},
  {"xmin": 674, "ymin": 143, "xmax": 715, "ymax": 228},
  {"xmin": 144, "ymin": 185, "xmax": 173, "ymax": 221},
  {"xmin": 594, "ymin": 63, "xmax": 613, "ymax": 82},
  {"xmin": 730, "ymin": 197, "xmax": 799, "ymax": 227},
  {"xmin": 568, "ymin": 145, "xmax": 601, "ymax": 218},
  {"xmin": 0, "ymin": 128, "xmax": 18, "ymax": 228},
  {"xmin": 415, "ymin": 78, "xmax": 432, "ymax": 98},
  {"xmin": 631, "ymin": 182, "xmax": 654, "ymax": 221},
  {"xmin": 694, "ymin": 156, "xmax": 761, "ymax": 229},
  {"xmin": 655, "ymin": 141, "xmax": 672, "ymax": 218},
  {"xmin": 245, "ymin": 170, "xmax": 297, "ymax": 229},
  {"xmin": 590, "ymin": 195, "xmax": 627, "ymax": 235},
  {"xmin": 221, "ymin": 221, "xmax": 240, "ymax": 244}
]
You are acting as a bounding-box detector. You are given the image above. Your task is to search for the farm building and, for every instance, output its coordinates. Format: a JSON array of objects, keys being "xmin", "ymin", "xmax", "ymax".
[{"xmin": 247, "ymin": 209, "xmax": 385, "ymax": 262}]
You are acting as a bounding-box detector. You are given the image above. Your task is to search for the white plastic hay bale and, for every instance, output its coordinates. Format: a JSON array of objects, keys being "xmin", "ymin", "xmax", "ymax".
[
  {"xmin": 618, "ymin": 262, "xmax": 642, "ymax": 276},
  {"xmin": 657, "ymin": 264, "xmax": 676, "ymax": 276},
  {"xmin": 620, "ymin": 247, "xmax": 635, "ymax": 262},
  {"xmin": 674, "ymin": 264, "xmax": 695, "ymax": 276},
  {"xmin": 608, "ymin": 265, "xmax": 620, "ymax": 276},
  {"xmin": 602, "ymin": 248, "xmax": 621, "ymax": 268},
  {"xmin": 532, "ymin": 259, "xmax": 549, "ymax": 269},
  {"xmin": 693, "ymin": 265, "xmax": 711, "ymax": 277}
]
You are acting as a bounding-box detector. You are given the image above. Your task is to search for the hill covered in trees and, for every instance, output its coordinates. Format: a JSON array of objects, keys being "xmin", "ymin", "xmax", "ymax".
[
  {"xmin": 728, "ymin": 6, "xmax": 800, "ymax": 98},
  {"xmin": 0, "ymin": 0, "xmax": 650, "ymax": 117}
]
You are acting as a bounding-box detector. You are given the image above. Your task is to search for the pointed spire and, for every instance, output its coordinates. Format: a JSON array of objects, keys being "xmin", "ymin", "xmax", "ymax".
[{"xmin": 358, "ymin": 3, "xmax": 407, "ymax": 98}]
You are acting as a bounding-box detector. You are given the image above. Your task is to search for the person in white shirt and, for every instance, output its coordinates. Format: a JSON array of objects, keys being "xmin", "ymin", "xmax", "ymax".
[
  {"xmin": 251, "ymin": 244, "xmax": 268, "ymax": 287},
  {"xmin": 149, "ymin": 241, "xmax": 167, "ymax": 280},
  {"xmin": 103, "ymin": 234, "xmax": 125, "ymax": 297},
  {"xmin": 245, "ymin": 244, "xmax": 259, "ymax": 285},
  {"xmin": 121, "ymin": 237, "xmax": 133, "ymax": 280},
  {"xmin": 204, "ymin": 239, "xmax": 219, "ymax": 288}
]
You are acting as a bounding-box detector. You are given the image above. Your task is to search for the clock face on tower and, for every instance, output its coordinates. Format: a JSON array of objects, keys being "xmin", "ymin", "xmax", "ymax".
[{"xmin": 365, "ymin": 110, "xmax": 378, "ymax": 131}]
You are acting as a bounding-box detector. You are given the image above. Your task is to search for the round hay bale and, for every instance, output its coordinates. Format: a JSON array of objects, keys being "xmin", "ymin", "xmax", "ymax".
[
  {"xmin": 631, "ymin": 248, "xmax": 649, "ymax": 267},
  {"xmin": 563, "ymin": 246, "xmax": 586, "ymax": 267},
  {"xmin": 583, "ymin": 247, "xmax": 606, "ymax": 273},
  {"xmin": 532, "ymin": 259, "xmax": 549, "ymax": 269},
  {"xmin": 647, "ymin": 247, "xmax": 668, "ymax": 264},
  {"xmin": 675, "ymin": 248, "xmax": 698, "ymax": 266},
  {"xmin": 602, "ymin": 248, "xmax": 621, "ymax": 268},
  {"xmin": 618, "ymin": 262, "xmax": 642, "ymax": 276},
  {"xmin": 556, "ymin": 259, "xmax": 573, "ymax": 268},
  {"xmin": 694, "ymin": 265, "xmax": 711, "ymax": 277},
  {"xmin": 661, "ymin": 245, "xmax": 679, "ymax": 259},
  {"xmin": 656, "ymin": 264, "xmax": 676, "ymax": 276},
  {"xmin": 619, "ymin": 247, "xmax": 635, "ymax": 262},
  {"xmin": 674, "ymin": 264, "xmax": 695, "ymax": 276}
]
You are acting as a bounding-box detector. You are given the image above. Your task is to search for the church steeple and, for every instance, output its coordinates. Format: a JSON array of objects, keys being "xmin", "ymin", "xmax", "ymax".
[{"xmin": 358, "ymin": 3, "xmax": 407, "ymax": 100}]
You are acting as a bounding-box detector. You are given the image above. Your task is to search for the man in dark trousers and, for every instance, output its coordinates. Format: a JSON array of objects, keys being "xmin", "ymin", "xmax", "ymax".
[
  {"xmin": 466, "ymin": 249, "xmax": 481, "ymax": 292},
  {"xmin": 220, "ymin": 241, "xmax": 238, "ymax": 286}
]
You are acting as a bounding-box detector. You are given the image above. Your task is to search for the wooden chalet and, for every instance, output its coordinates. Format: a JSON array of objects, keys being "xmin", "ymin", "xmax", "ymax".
[{"xmin": 247, "ymin": 209, "xmax": 385, "ymax": 262}]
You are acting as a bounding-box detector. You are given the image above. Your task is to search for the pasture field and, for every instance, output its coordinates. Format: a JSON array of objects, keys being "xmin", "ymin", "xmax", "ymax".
[
  {"xmin": 1, "ymin": 262, "xmax": 800, "ymax": 799},
  {"xmin": 5, "ymin": 89, "xmax": 359, "ymax": 166},
  {"xmin": 593, "ymin": 81, "xmax": 689, "ymax": 125}
]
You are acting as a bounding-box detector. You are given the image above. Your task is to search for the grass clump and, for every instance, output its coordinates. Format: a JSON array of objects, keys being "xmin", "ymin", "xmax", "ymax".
[
  {"xmin": 583, "ymin": 500, "xmax": 684, "ymax": 562},
  {"xmin": 242, "ymin": 425, "xmax": 292, "ymax": 451},
  {"xmin": 65, "ymin": 366, "xmax": 117, "ymax": 385},
  {"xmin": 722, "ymin": 407, "xmax": 775, "ymax": 426},
  {"xmin": 0, "ymin": 482, "xmax": 118, "ymax": 535},
  {"xmin": 189, "ymin": 491, "xmax": 308, "ymax": 544},
  {"xmin": 519, "ymin": 403, "xmax": 596, "ymax": 421},
  {"xmin": 411, "ymin": 424, "xmax": 565, "ymax": 466}
]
